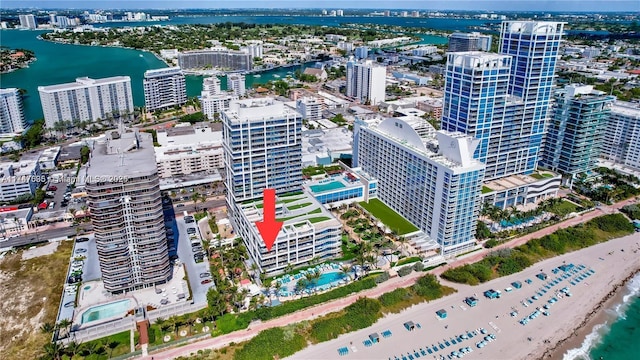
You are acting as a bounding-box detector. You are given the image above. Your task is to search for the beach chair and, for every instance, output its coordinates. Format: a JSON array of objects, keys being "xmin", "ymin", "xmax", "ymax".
[
  {"xmin": 451, "ymin": 338, "xmax": 457, "ymax": 345},
  {"xmin": 427, "ymin": 348, "xmax": 433, "ymax": 355},
  {"xmin": 445, "ymin": 340, "xmax": 451, "ymax": 346},
  {"xmin": 420, "ymin": 348, "xmax": 427, "ymax": 356}
]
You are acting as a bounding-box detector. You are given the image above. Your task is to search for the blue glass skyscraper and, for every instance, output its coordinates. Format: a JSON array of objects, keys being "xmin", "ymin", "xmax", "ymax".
[{"xmin": 442, "ymin": 21, "xmax": 565, "ymax": 180}]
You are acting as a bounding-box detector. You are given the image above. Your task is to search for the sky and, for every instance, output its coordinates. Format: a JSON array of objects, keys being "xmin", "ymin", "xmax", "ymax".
[{"xmin": 2, "ymin": 0, "xmax": 638, "ymax": 12}]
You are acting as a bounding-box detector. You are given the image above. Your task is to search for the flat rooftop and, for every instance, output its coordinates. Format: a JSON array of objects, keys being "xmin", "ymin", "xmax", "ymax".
[
  {"xmin": 87, "ymin": 131, "xmax": 158, "ymax": 179},
  {"xmin": 240, "ymin": 191, "xmax": 339, "ymax": 231},
  {"xmin": 483, "ymin": 172, "xmax": 559, "ymax": 192}
]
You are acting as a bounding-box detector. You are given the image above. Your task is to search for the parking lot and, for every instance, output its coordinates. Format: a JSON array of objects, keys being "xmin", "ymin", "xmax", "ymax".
[
  {"xmin": 57, "ymin": 234, "xmax": 100, "ymax": 324},
  {"xmin": 176, "ymin": 214, "xmax": 214, "ymax": 304}
]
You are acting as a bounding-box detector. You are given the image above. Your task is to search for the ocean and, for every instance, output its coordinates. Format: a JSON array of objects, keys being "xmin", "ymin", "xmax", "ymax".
[{"xmin": 563, "ymin": 273, "xmax": 640, "ymax": 360}]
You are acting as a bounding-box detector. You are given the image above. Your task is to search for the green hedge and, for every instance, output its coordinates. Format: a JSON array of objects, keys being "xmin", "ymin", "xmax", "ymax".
[
  {"xmin": 310, "ymin": 297, "xmax": 382, "ymax": 342},
  {"xmin": 233, "ymin": 327, "xmax": 307, "ymax": 360},
  {"xmin": 442, "ymin": 214, "xmax": 634, "ymax": 285}
]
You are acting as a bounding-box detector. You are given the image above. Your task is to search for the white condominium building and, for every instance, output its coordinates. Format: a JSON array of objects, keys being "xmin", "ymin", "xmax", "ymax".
[
  {"xmin": 227, "ymin": 74, "xmax": 246, "ymax": 97},
  {"xmin": 222, "ymin": 98, "xmax": 341, "ymax": 274},
  {"xmin": 38, "ymin": 76, "xmax": 134, "ymax": 128},
  {"xmin": 0, "ymin": 155, "xmax": 43, "ymax": 202},
  {"xmin": 0, "ymin": 88, "xmax": 27, "ymax": 136},
  {"xmin": 346, "ymin": 59, "xmax": 386, "ymax": 106},
  {"xmin": 200, "ymin": 76, "xmax": 237, "ymax": 120},
  {"xmin": 86, "ymin": 130, "xmax": 170, "ymax": 294},
  {"xmin": 354, "ymin": 117, "xmax": 485, "ymax": 255},
  {"xmin": 143, "ymin": 67, "xmax": 187, "ymax": 111},
  {"xmin": 601, "ymin": 101, "xmax": 640, "ymax": 170},
  {"xmin": 19, "ymin": 14, "xmax": 37, "ymax": 29},
  {"xmin": 155, "ymin": 123, "xmax": 224, "ymax": 178},
  {"xmin": 296, "ymin": 97, "xmax": 323, "ymax": 121}
]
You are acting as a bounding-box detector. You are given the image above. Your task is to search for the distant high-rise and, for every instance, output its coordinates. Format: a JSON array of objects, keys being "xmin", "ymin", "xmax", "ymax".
[
  {"xmin": 0, "ymin": 88, "xmax": 27, "ymax": 135},
  {"xmin": 86, "ymin": 130, "xmax": 171, "ymax": 294},
  {"xmin": 18, "ymin": 14, "xmax": 37, "ymax": 29},
  {"xmin": 227, "ymin": 74, "xmax": 246, "ymax": 97},
  {"xmin": 177, "ymin": 49, "xmax": 253, "ymax": 71},
  {"xmin": 38, "ymin": 76, "xmax": 134, "ymax": 128},
  {"xmin": 448, "ymin": 32, "xmax": 492, "ymax": 52},
  {"xmin": 600, "ymin": 101, "xmax": 640, "ymax": 170},
  {"xmin": 540, "ymin": 85, "xmax": 615, "ymax": 181},
  {"xmin": 442, "ymin": 21, "xmax": 565, "ymax": 180},
  {"xmin": 336, "ymin": 9, "xmax": 344, "ymax": 16},
  {"xmin": 200, "ymin": 76, "xmax": 237, "ymax": 120},
  {"xmin": 354, "ymin": 117, "xmax": 485, "ymax": 255},
  {"xmin": 354, "ymin": 46, "xmax": 369, "ymax": 60},
  {"xmin": 346, "ymin": 60, "xmax": 386, "ymax": 106},
  {"xmin": 143, "ymin": 67, "xmax": 187, "ymax": 111}
]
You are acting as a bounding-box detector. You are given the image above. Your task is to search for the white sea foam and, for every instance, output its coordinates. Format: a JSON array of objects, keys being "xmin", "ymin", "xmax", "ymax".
[{"xmin": 562, "ymin": 273, "xmax": 640, "ymax": 360}]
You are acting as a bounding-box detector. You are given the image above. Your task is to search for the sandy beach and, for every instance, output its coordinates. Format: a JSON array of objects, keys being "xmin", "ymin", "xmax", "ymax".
[{"xmin": 288, "ymin": 232, "xmax": 640, "ymax": 360}]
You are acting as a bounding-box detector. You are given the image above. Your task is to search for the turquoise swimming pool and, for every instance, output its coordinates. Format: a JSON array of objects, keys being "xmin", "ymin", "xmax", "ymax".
[
  {"xmin": 81, "ymin": 299, "xmax": 131, "ymax": 324},
  {"xmin": 313, "ymin": 271, "xmax": 345, "ymax": 287},
  {"xmin": 310, "ymin": 181, "xmax": 346, "ymax": 193}
]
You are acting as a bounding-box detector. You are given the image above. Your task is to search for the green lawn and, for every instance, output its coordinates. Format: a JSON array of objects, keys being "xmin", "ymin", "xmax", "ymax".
[
  {"xmin": 287, "ymin": 202, "xmax": 312, "ymax": 210},
  {"xmin": 531, "ymin": 172, "xmax": 555, "ymax": 180},
  {"xmin": 359, "ymin": 199, "xmax": 419, "ymax": 235},
  {"xmin": 481, "ymin": 186, "xmax": 493, "ymax": 194},
  {"xmin": 549, "ymin": 200, "xmax": 579, "ymax": 216},
  {"xmin": 309, "ymin": 216, "xmax": 331, "ymax": 223}
]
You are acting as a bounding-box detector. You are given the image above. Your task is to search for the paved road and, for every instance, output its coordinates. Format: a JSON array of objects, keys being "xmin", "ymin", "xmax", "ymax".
[
  {"xmin": 142, "ymin": 199, "xmax": 639, "ymax": 359},
  {"xmin": 0, "ymin": 223, "xmax": 91, "ymax": 248},
  {"xmin": 175, "ymin": 214, "xmax": 214, "ymax": 304}
]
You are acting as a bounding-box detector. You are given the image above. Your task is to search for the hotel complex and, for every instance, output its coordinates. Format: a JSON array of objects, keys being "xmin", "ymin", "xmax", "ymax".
[
  {"xmin": 38, "ymin": 76, "xmax": 134, "ymax": 128},
  {"xmin": 0, "ymin": 88, "xmax": 27, "ymax": 136},
  {"xmin": 222, "ymin": 98, "xmax": 341, "ymax": 274},
  {"xmin": 85, "ymin": 130, "xmax": 171, "ymax": 293},
  {"xmin": 354, "ymin": 116, "xmax": 485, "ymax": 255},
  {"xmin": 143, "ymin": 67, "xmax": 187, "ymax": 111}
]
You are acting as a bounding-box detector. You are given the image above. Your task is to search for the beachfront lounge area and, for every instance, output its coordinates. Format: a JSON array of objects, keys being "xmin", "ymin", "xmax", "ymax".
[{"xmin": 288, "ymin": 233, "xmax": 640, "ymax": 360}]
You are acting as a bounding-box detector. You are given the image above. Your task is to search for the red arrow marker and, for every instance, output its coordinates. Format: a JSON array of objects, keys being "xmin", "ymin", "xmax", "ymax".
[{"xmin": 255, "ymin": 188, "xmax": 283, "ymax": 251}]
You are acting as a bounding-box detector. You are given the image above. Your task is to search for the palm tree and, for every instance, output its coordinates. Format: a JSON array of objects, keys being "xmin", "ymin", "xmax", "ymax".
[
  {"xmin": 65, "ymin": 341, "xmax": 83, "ymax": 358},
  {"xmin": 40, "ymin": 322, "xmax": 55, "ymax": 334},
  {"xmin": 274, "ymin": 281, "xmax": 282, "ymax": 299},
  {"xmin": 42, "ymin": 342, "xmax": 64, "ymax": 360},
  {"xmin": 57, "ymin": 318, "xmax": 72, "ymax": 338},
  {"xmin": 168, "ymin": 315, "xmax": 182, "ymax": 337},
  {"xmin": 184, "ymin": 316, "xmax": 196, "ymax": 335},
  {"xmin": 105, "ymin": 340, "xmax": 119, "ymax": 359},
  {"xmin": 191, "ymin": 192, "xmax": 201, "ymax": 212},
  {"xmin": 340, "ymin": 264, "xmax": 351, "ymax": 281},
  {"xmin": 82, "ymin": 341, "xmax": 98, "ymax": 356}
]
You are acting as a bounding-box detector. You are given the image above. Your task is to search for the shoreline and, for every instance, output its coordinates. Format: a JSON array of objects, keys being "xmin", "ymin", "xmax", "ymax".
[{"xmin": 543, "ymin": 269, "xmax": 640, "ymax": 360}]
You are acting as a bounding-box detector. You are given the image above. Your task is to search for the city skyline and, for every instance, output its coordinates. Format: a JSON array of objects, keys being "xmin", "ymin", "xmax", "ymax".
[{"xmin": 3, "ymin": 0, "xmax": 639, "ymax": 12}]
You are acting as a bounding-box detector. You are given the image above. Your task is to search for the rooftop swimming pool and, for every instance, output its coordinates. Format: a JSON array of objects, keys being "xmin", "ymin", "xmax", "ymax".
[
  {"xmin": 310, "ymin": 181, "xmax": 346, "ymax": 193},
  {"xmin": 80, "ymin": 299, "xmax": 131, "ymax": 324}
]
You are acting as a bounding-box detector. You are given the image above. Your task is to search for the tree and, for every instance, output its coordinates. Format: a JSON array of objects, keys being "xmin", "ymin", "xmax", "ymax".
[
  {"xmin": 40, "ymin": 321, "xmax": 55, "ymax": 334},
  {"xmin": 206, "ymin": 288, "xmax": 227, "ymax": 317},
  {"xmin": 42, "ymin": 342, "xmax": 64, "ymax": 360},
  {"xmin": 57, "ymin": 318, "xmax": 72, "ymax": 338},
  {"xmin": 65, "ymin": 341, "xmax": 83, "ymax": 358},
  {"xmin": 105, "ymin": 340, "xmax": 119, "ymax": 358},
  {"xmin": 168, "ymin": 315, "xmax": 182, "ymax": 337},
  {"xmin": 80, "ymin": 145, "xmax": 91, "ymax": 164}
]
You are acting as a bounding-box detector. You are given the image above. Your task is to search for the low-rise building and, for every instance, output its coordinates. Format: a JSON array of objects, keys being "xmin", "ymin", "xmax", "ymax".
[
  {"xmin": 480, "ymin": 172, "xmax": 561, "ymax": 210},
  {"xmin": 235, "ymin": 191, "xmax": 342, "ymax": 275},
  {"xmin": 296, "ymin": 97, "xmax": 324, "ymax": 121},
  {"xmin": 0, "ymin": 155, "xmax": 43, "ymax": 202},
  {"xmin": 155, "ymin": 123, "xmax": 224, "ymax": 178},
  {"xmin": 0, "ymin": 207, "xmax": 32, "ymax": 236}
]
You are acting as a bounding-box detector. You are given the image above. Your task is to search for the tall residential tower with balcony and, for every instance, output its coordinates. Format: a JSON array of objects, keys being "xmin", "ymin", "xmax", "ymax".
[
  {"xmin": 0, "ymin": 88, "xmax": 27, "ymax": 136},
  {"xmin": 540, "ymin": 85, "xmax": 615, "ymax": 183},
  {"xmin": 442, "ymin": 21, "xmax": 564, "ymax": 180},
  {"xmin": 38, "ymin": 76, "xmax": 134, "ymax": 128},
  {"xmin": 143, "ymin": 67, "xmax": 187, "ymax": 111},
  {"xmin": 86, "ymin": 130, "xmax": 170, "ymax": 294},
  {"xmin": 222, "ymin": 98, "xmax": 341, "ymax": 274}
]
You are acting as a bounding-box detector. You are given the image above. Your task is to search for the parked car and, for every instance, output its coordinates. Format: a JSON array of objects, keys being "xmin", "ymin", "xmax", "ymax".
[
  {"xmin": 74, "ymin": 248, "xmax": 87, "ymax": 254},
  {"xmin": 199, "ymin": 272, "xmax": 211, "ymax": 278},
  {"xmin": 201, "ymin": 279, "xmax": 212, "ymax": 285},
  {"xmin": 187, "ymin": 228, "xmax": 196, "ymax": 234},
  {"xmin": 76, "ymin": 237, "xmax": 90, "ymax": 242},
  {"xmin": 47, "ymin": 185, "xmax": 58, "ymax": 191},
  {"xmin": 176, "ymin": 204, "xmax": 185, "ymax": 208}
]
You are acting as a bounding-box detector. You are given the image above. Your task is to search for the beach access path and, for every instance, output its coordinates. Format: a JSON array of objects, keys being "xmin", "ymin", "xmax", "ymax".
[{"xmin": 143, "ymin": 198, "xmax": 640, "ymax": 360}]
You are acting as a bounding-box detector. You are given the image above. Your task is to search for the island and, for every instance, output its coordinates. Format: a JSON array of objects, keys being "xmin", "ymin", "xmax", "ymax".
[{"xmin": 0, "ymin": 48, "xmax": 36, "ymax": 73}]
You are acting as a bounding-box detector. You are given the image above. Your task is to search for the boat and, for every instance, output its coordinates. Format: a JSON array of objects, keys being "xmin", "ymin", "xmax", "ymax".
[
  {"xmin": 139, "ymin": 54, "xmax": 143, "ymax": 57},
  {"xmin": 253, "ymin": 74, "xmax": 261, "ymax": 78},
  {"xmin": 273, "ymin": 74, "xmax": 281, "ymax": 78}
]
